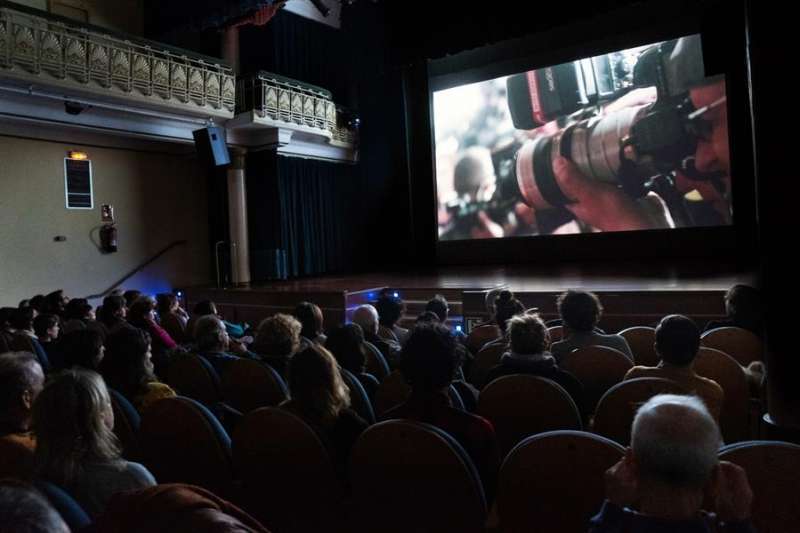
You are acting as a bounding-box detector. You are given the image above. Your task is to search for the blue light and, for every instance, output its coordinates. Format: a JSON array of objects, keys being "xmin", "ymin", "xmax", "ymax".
[
  {"xmin": 177, "ymin": 291, "xmax": 183, "ymax": 297},
  {"xmin": 455, "ymin": 325, "xmax": 462, "ymax": 332},
  {"xmin": 393, "ymin": 292, "xmax": 399, "ymax": 298},
  {"xmin": 368, "ymin": 292, "xmax": 374, "ymax": 299}
]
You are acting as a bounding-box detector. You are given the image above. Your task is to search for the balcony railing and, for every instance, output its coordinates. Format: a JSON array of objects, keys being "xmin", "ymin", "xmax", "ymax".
[
  {"xmin": 0, "ymin": 2, "xmax": 235, "ymax": 117},
  {"xmin": 236, "ymin": 70, "xmax": 358, "ymax": 147}
]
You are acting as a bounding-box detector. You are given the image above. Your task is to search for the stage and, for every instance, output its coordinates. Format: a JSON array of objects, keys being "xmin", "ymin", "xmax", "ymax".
[{"xmin": 180, "ymin": 264, "xmax": 754, "ymax": 333}]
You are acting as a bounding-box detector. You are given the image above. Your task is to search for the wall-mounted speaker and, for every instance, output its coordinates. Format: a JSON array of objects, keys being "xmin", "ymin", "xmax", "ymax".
[{"xmin": 193, "ymin": 126, "xmax": 231, "ymax": 167}]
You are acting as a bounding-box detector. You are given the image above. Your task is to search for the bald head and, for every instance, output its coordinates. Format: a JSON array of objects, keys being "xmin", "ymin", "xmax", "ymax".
[
  {"xmin": 352, "ymin": 305, "xmax": 379, "ymax": 335},
  {"xmin": 632, "ymin": 394, "xmax": 720, "ymax": 489}
]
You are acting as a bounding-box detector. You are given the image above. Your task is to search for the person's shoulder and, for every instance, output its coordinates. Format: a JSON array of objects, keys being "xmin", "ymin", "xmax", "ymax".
[
  {"xmin": 121, "ymin": 461, "xmax": 157, "ymax": 485},
  {"xmin": 694, "ymin": 373, "xmax": 724, "ymax": 397},
  {"xmin": 625, "ymin": 365, "xmax": 657, "ymax": 379}
]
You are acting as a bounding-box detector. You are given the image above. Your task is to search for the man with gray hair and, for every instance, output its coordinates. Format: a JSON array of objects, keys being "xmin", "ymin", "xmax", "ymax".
[
  {"xmin": 352, "ymin": 304, "xmax": 400, "ymax": 366},
  {"xmin": 193, "ymin": 315, "xmax": 254, "ymax": 375},
  {"xmin": 0, "ymin": 352, "xmax": 44, "ymax": 480},
  {"xmin": 590, "ymin": 394, "xmax": 754, "ymax": 531}
]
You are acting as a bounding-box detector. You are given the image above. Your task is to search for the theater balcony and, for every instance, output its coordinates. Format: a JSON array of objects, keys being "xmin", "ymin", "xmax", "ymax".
[
  {"xmin": 227, "ymin": 71, "xmax": 358, "ymax": 162},
  {"xmin": 0, "ymin": 1, "xmax": 234, "ymax": 146}
]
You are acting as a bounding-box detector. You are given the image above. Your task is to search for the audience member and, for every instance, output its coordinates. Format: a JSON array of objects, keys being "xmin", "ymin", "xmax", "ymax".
[
  {"xmin": 425, "ymin": 294, "xmax": 450, "ymax": 323},
  {"xmin": 28, "ymin": 295, "xmax": 46, "ymax": 314},
  {"xmin": 478, "ymin": 290, "xmax": 525, "ymax": 353},
  {"xmin": 96, "ymin": 294, "xmax": 128, "ymax": 334},
  {"xmin": 0, "ymin": 352, "xmax": 44, "ymax": 480},
  {"xmin": 59, "ymin": 329, "xmax": 105, "ymax": 371},
  {"xmin": 550, "ymin": 290, "xmax": 633, "ymax": 362},
  {"xmin": 156, "ymin": 293, "xmax": 189, "ymax": 344},
  {"xmin": 590, "ymin": 394, "xmax": 754, "ymax": 532},
  {"xmin": 128, "ymin": 296, "xmax": 178, "ymax": 373},
  {"xmin": 33, "ymin": 369, "xmax": 156, "ymax": 517},
  {"xmin": 252, "ymin": 314, "xmax": 302, "ymax": 380},
  {"xmin": 187, "ymin": 300, "xmax": 249, "ymax": 342},
  {"xmin": 383, "ymin": 323, "xmax": 500, "ymax": 500},
  {"xmin": 93, "ymin": 483, "xmax": 271, "ymax": 533},
  {"xmin": 282, "ymin": 344, "xmax": 368, "ymax": 480},
  {"xmin": 193, "ymin": 315, "xmax": 252, "ymax": 376},
  {"xmin": 43, "ymin": 290, "xmax": 68, "ymax": 317},
  {"xmin": 294, "ymin": 301, "xmax": 326, "ymax": 346},
  {"xmin": 123, "ymin": 290, "xmax": 142, "ymax": 310},
  {"xmin": 60, "ymin": 298, "xmax": 96, "ymax": 334},
  {"xmin": 625, "ymin": 315, "xmax": 724, "ymax": 421},
  {"xmin": 705, "ymin": 284, "xmax": 763, "ymax": 338},
  {"xmin": 32, "ymin": 313, "xmax": 60, "ymax": 368},
  {"xmin": 0, "ymin": 480, "xmax": 69, "ymax": 533},
  {"xmin": 102, "ymin": 327, "xmax": 176, "ymax": 413},
  {"xmin": 375, "ymin": 290, "xmax": 409, "ymax": 344},
  {"xmin": 352, "ymin": 304, "xmax": 401, "ymax": 366},
  {"xmin": 484, "ymin": 313, "xmax": 585, "ymax": 411},
  {"xmin": 10, "ymin": 308, "xmax": 50, "ymax": 372},
  {"xmin": 325, "ymin": 323, "xmax": 378, "ymax": 401}
]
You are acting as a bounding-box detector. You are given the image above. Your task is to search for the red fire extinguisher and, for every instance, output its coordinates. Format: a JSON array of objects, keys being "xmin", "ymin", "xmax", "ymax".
[{"xmin": 100, "ymin": 223, "xmax": 118, "ymax": 253}]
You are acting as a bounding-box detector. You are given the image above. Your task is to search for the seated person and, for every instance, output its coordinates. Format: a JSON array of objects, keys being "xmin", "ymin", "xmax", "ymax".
[
  {"xmin": 123, "ymin": 289, "xmax": 142, "ymax": 310},
  {"xmin": 382, "ymin": 323, "xmax": 500, "ymax": 501},
  {"xmin": 325, "ymin": 323, "xmax": 379, "ymax": 401},
  {"xmin": 590, "ymin": 394, "xmax": 754, "ymax": 532},
  {"xmin": 156, "ymin": 293, "xmax": 190, "ymax": 345},
  {"xmin": 101, "ymin": 327, "xmax": 177, "ymax": 413},
  {"xmin": 484, "ymin": 313, "xmax": 585, "ymax": 414},
  {"xmin": 33, "ymin": 313, "xmax": 60, "ymax": 369},
  {"xmin": 33, "ymin": 369, "xmax": 156, "ymax": 517},
  {"xmin": 0, "ymin": 352, "xmax": 44, "ymax": 480},
  {"xmin": 186, "ymin": 300, "xmax": 249, "ymax": 342},
  {"xmin": 375, "ymin": 290, "xmax": 409, "ymax": 345},
  {"xmin": 193, "ymin": 315, "xmax": 254, "ymax": 377},
  {"xmin": 705, "ymin": 284, "xmax": 763, "ymax": 338},
  {"xmin": 93, "ymin": 483, "xmax": 270, "ymax": 533},
  {"xmin": 465, "ymin": 288, "xmax": 505, "ymax": 355},
  {"xmin": 295, "ymin": 301, "xmax": 327, "ymax": 346},
  {"xmin": 625, "ymin": 315, "xmax": 724, "ymax": 421},
  {"xmin": 550, "ymin": 290, "xmax": 633, "ymax": 362},
  {"xmin": 479, "ymin": 290, "xmax": 526, "ymax": 352},
  {"xmin": 10, "ymin": 308, "xmax": 50, "ymax": 373},
  {"xmin": 59, "ymin": 329, "xmax": 105, "ymax": 372},
  {"xmin": 60, "ymin": 298, "xmax": 104, "ymax": 338},
  {"xmin": 128, "ymin": 297, "xmax": 178, "ymax": 371},
  {"xmin": 95, "ymin": 295, "xmax": 128, "ymax": 336},
  {"xmin": 252, "ymin": 313, "xmax": 302, "ymax": 380},
  {"xmin": 352, "ymin": 304, "xmax": 401, "ymax": 367},
  {"xmin": 43, "ymin": 290, "xmax": 69, "ymax": 318},
  {"xmin": 281, "ymin": 344, "xmax": 368, "ymax": 480},
  {"xmin": 0, "ymin": 480, "xmax": 69, "ymax": 533}
]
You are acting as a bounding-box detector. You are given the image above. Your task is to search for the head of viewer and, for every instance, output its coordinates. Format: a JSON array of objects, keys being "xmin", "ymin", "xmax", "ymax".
[
  {"xmin": 508, "ymin": 313, "xmax": 550, "ymax": 355},
  {"xmin": 352, "ymin": 305, "xmax": 379, "ymax": 336},
  {"xmin": 655, "ymin": 314, "xmax": 701, "ymax": 366},
  {"xmin": 254, "ymin": 314, "xmax": 302, "ymax": 356},
  {"xmin": 557, "ymin": 290, "xmax": 603, "ymax": 333},
  {"xmin": 194, "ymin": 315, "xmax": 230, "ymax": 352},
  {"xmin": 0, "ymin": 352, "xmax": 45, "ymax": 433},
  {"xmin": 0, "ymin": 481, "xmax": 69, "ymax": 533},
  {"xmin": 400, "ymin": 323, "xmax": 458, "ymax": 392}
]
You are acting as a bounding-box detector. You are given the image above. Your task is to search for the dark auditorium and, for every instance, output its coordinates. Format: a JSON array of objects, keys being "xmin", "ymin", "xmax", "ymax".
[{"xmin": 1, "ymin": 0, "xmax": 796, "ymax": 531}]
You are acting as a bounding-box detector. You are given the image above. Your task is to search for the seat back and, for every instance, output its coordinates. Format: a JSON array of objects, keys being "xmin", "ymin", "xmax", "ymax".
[
  {"xmin": 35, "ymin": 480, "xmax": 92, "ymax": 531},
  {"xmin": 547, "ymin": 325, "xmax": 564, "ymax": 342},
  {"xmin": 220, "ymin": 358, "xmax": 288, "ymax": 413},
  {"xmin": 696, "ymin": 347, "xmax": 751, "ymax": 442},
  {"xmin": 138, "ymin": 396, "xmax": 233, "ymax": 498},
  {"xmin": 498, "ymin": 430, "xmax": 625, "ymax": 533},
  {"xmin": 478, "ymin": 375, "xmax": 582, "ymax": 457},
  {"xmin": 592, "ymin": 377, "xmax": 688, "ymax": 445},
  {"xmin": 363, "ymin": 341, "xmax": 390, "ymax": 382},
  {"xmin": 619, "ymin": 326, "xmax": 659, "ymax": 367},
  {"xmin": 469, "ymin": 342, "xmax": 507, "ymax": 388},
  {"xmin": 701, "ymin": 327, "xmax": 763, "ymax": 366},
  {"xmin": 232, "ymin": 407, "xmax": 344, "ymax": 533},
  {"xmin": 341, "ymin": 368, "xmax": 376, "ymax": 424},
  {"xmin": 466, "ymin": 323, "xmax": 502, "ymax": 355},
  {"xmin": 561, "ymin": 346, "xmax": 633, "ymax": 413},
  {"xmin": 167, "ymin": 353, "xmax": 222, "ymax": 406},
  {"xmin": 719, "ymin": 440, "xmax": 800, "ymax": 533},
  {"xmin": 108, "ymin": 388, "xmax": 141, "ymax": 460},
  {"xmin": 350, "ymin": 420, "xmax": 487, "ymax": 533},
  {"xmin": 373, "ymin": 370, "xmax": 411, "ymax": 416}
]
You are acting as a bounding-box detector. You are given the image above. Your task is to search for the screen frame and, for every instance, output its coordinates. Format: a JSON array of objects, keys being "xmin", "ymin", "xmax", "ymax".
[{"xmin": 419, "ymin": 0, "xmax": 757, "ymax": 267}]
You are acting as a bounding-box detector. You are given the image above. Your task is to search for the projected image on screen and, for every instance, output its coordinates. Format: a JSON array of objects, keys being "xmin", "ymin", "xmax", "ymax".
[{"xmin": 433, "ymin": 34, "xmax": 732, "ymax": 241}]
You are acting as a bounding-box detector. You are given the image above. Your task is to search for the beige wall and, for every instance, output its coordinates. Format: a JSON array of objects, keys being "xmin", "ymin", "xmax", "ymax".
[{"xmin": 0, "ymin": 136, "xmax": 210, "ymax": 307}]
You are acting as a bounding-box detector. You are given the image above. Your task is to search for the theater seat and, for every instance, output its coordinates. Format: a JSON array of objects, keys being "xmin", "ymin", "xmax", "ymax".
[
  {"xmin": 138, "ymin": 396, "xmax": 233, "ymax": 498},
  {"xmin": 220, "ymin": 358, "xmax": 288, "ymax": 414},
  {"xmin": 350, "ymin": 420, "xmax": 487, "ymax": 533},
  {"xmin": 561, "ymin": 346, "xmax": 633, "ymax": 414},
  {"xmin": 108, "ymin": 387, "xmax": 141, "ymax": 460},
  {"xmin": 618, "ymin": 326, "xmax": 659, "ymax": 367},
  {"xmin": 695, "ymin": 347, "xmax": 751, "ymax": 443},
  {"xmin": 701, "ymin": 327, "xmax": 763, "ymax": 366},
  {"xmin": 35, "ymin": 480, "xmax": 92, "ymax": 532},
  {"xmin": 363, "ymin": 341, "xmax": 390, "ymax": 382},
  {"xmin": 167, "ymin": 353, "xmax": 223, "ymax": 406},
  {"xmin": 719, "ymin": 440, "xmax": 800, "ymax": 533},
  {"xmin": 469, "ymin": 342, "xmax": 507, "ymax": 389},
  {"xmin": 466, "ymin": 323, "xmax": 502, "ymax": 355},
  {"xmin": 341, "ymin": 368, "xmax": 376, "ymax": 424},
  {"xmin": 592, "ymin": 377, "xmax": 687, "ymax": 445},
  {"xmin": 232, "ymin": 407, "xmax": 346, "ymax": 533},
  {"xmin": 497, "ymin": 430, "xmax": 625, "ymax": 533},
  {"xmin": 478, "ymin": 375, "xmax": 582, "ymax": 457},
  {"xmin": 547, "ymin": 325, "xmax": 564, "ymax": 342},
  {"xmin": 374, "ymin": 370, "xmax": 411, "ymax": 416}
]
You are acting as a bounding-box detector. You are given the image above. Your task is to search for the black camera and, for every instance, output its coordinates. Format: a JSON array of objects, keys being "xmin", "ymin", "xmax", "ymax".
[{"xmin": 503, "ymin": 35, "xmax": 720, "ymax": 225}]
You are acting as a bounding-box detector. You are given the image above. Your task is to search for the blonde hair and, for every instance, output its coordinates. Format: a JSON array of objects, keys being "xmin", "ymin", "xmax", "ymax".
[
  {"xmin": 33, "ymin": 369, "xmax": 121, "ymax": 486},
  {"xmin": 254, "ymin": 314, "xmax": 302, "ymax": 356},
  {"xmin": 288, "ymin": 344, "xmax": 350, "ymax": 427}
]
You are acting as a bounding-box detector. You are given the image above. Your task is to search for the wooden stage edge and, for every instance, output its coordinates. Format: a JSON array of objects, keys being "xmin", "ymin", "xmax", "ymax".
[{"xmin": 180, "ymin": 266, "xmax": 754, "ymax": 333}]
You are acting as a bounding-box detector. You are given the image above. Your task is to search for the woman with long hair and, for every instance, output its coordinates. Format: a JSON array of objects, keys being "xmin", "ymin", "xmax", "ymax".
[
  {"xmin": 33, "ymin": 369, "xmax": 156, "ymax": 517},
  {"xmin": 101, "ymin": 327, "xmax": 176, "ymax": 412},
  {"xmin": 127, "ymin": 296, "xmax": 178, "ymax": 375}
]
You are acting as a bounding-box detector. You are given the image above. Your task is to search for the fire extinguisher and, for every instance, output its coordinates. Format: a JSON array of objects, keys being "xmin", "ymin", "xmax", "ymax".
[{"xmin": 100, "ymin": 223, "xmax": 118, "ymax": 253}]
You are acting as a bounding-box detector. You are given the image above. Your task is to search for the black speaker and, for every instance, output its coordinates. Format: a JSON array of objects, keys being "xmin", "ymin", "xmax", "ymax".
[{"xmin": 193, "ymin": 126, "xmax": 231, "ymax": 167}]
